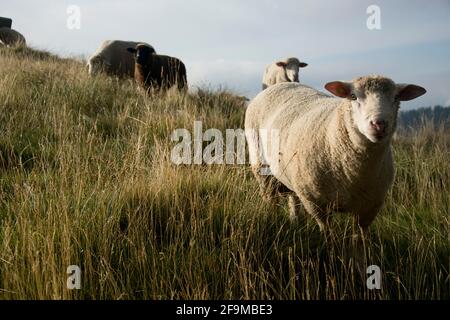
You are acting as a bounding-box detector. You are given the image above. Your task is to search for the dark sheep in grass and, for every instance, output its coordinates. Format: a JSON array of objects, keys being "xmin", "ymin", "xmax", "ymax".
[
  {"xmin": 88, "ymin": 40, "xmax": 155, "ymax": 78},
  {"xmin": 0, "ymin": 27, "xmax": 26, "ymax": 47},
  {"xmin": 127, "ymin": 44, "xmax": 187, "ymax": 92}
]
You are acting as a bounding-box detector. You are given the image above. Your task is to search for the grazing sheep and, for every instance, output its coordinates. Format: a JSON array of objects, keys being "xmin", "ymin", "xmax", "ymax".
[
  {"xmin": 0, "ymin": 27, "xmax": 26, "ymax": 47},
  {"xmin": 127, "ymin": 44, "xmax": 187, "ymax": 92},
  {"xmin": 87, "ymin": 40, "xmax": 154, "ymax": 78},
  {"xmin": 262, "ymin": 57, "xmax": 308, "ymax": 90},
  {"xmin": 245, "ymin": 75, "xmax": 426, "ymax": 234}
]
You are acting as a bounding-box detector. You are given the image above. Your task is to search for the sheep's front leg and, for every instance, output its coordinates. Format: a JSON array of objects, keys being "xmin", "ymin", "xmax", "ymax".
[
  {"xmin": 251, "ymin": 165, "xmax": 279, "ymax": 205},
  {"xmin": 299, "ymin": 197, "xmax": 330, "ymax": 234},
  {"xmin": 288, "ymin": 193, "xmax": 310, "ymax": 223},
  {"xmin": 288, "ymin": 194, "xmax": 300, "ymax": 221},
  {"xmin": 352, "ymin": 205, "xmax": 381, "ymax": 276},
  {"xmin": 357, "ymin": 204, "xmax": 382, "ymax": 237}
]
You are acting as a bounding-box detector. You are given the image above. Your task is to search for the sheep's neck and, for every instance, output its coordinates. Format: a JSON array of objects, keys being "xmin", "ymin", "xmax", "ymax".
[{"xmin": 135, "ymin": 63, "xmax": 148, "ymax": 84}]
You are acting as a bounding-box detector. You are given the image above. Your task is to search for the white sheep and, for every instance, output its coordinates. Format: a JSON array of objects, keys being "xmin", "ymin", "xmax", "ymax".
[
  {"xmin": 87, "ymin": 40, "xmax": 154, "ymax": 78},
  {"xmin": 245, "ymin": 75, "xmax": 426, "ymax": 233},
  {"xmin": 262, "ymin": 57, "xmax": 308, "ymax": 90}
]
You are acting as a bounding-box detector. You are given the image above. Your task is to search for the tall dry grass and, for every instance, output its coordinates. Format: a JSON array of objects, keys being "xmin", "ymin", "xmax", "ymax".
[{"xmin": 0, "ymin": 46, "xmax": 448, "ymax": 299}]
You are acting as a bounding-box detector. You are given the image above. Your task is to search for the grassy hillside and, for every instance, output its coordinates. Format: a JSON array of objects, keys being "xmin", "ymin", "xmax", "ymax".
[{"xmin": 0, "ymin": 46, "xmax": 448, "ymax": 299}]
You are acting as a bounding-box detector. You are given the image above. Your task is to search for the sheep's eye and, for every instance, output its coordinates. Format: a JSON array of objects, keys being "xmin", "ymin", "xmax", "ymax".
[{"xmin": 350, "ymin": 94, "xmax": 357, "ymax": 100}]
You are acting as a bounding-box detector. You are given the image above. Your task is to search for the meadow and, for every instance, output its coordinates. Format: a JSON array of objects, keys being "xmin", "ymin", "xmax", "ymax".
[{"xmin": 0, "ymin": 46, "xmax": 448, "ymax": 299}]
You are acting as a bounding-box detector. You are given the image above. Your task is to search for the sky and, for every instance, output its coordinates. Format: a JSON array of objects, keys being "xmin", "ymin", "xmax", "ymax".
[{"xmin": 2, "ymin": 0, "xmax": 450, "ymax": 109}]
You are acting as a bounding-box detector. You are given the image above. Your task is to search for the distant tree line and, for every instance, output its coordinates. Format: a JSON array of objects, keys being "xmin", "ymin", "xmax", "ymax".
[{"xmin": 398, "ymin": 105, "xmax": 450, "ymax": 131}]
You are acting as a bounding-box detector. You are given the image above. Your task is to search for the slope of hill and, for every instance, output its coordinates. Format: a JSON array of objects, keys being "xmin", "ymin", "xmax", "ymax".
[{"xmin": 0, "ymin": 46, "xmax": 449, "ymax": 299}]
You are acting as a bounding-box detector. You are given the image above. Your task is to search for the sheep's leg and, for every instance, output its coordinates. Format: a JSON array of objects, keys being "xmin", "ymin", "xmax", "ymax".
[
  {"xmin": 288, "ymin": 193, "xmax": 308, "ymax": 222},
  {"xmin": 350, "ymin": 233, "xmax": 367, "ymax": 279},
  {"xmin": 288, "ymin": 194, "xmax": 299, "ymax": 221},
  {"xmin": 259, "ymin": 175, "xmax": 277, "ymax": 203},
  {"xmin": 247, "ymin": 128, "xmax": 282, "ymax": 205},
  {"xmin": 357, "ymin": 204, "xmax": 381, "ymax": 237},
  {"xmin": 251, "ymin": 165, "xmax": 280, "ymax": 204},
  {"xmin": 300, "ymin": 197, "xmax": 330, "ymax": 233},
  {"xmin": 352, "ymin": 205, "xmax": 381, "ymax": 277}
]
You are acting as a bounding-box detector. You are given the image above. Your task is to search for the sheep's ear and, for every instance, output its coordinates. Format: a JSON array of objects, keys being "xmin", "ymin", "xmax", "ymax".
[
  {"xmin": 396, "ymin": 84, "xmax": 426, "ymax": 101},
  {"xmin": 299, "ymin": 62, "xmax": 308, "ymax": 68},
  {"xmin": 276, "ymin": 61, "xmax": 287, "ymax": 68},
  {"xmin": 325, "ymin": 81, "xmax": 352, "ymax": 98},
  {"xmin": 127, "ymin": 47, "xmax": 137, "ymax": 54}
]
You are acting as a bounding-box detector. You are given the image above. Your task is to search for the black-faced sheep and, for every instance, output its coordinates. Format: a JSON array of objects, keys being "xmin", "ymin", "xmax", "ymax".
[
  {"xmin": 127, "ymin": 44, "xmax": 187, "ymax": 92},
  {"xmin": 87, "ymin": 40, "xmax": 155, "ymax": 78},
  {"xmin": 0, "ymin": 27, "xmax": 26, "ymax": 47}
]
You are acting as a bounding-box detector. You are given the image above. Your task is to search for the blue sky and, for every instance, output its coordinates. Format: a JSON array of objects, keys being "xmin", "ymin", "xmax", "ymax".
[{"xmin": 2, "ymin": 0, "xmax": 450, "ymax": 109}]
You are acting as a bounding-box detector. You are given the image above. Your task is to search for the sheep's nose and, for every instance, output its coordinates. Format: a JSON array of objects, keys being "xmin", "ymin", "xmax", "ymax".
[{"xmin": 370, "ymin": 120, "xmax": 387, "ymax": 133}]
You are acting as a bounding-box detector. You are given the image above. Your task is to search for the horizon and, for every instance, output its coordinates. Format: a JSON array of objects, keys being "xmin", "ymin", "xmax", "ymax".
[{"xmin": 2, "ymin": 0, "xmax": 450, "ymax": 109}]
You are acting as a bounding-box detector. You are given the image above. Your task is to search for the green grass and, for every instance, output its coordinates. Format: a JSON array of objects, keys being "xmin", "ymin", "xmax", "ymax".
[{"xmin": 0, "ymin": 46, "xmax": 448, "ymax": 299}]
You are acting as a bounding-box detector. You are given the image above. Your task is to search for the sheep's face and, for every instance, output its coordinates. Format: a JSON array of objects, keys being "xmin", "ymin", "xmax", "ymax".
[
  {"xmin": 276, "ymin": 59, "xmax": 308, "ymax": 83},
  {"xmin": 325, "ymin": 76, "xmax": 426, "ymax": 144},
  {"xmin": 285, "ymin": 63, "xmax": 300, "ymax": 82},
  {"xmin": 88, "ymin": 56, "xmax": 110, "ymax": 75},
  {"xmin": 350, "ymin": 87, "xmax": 398, "ymax": 143},
  {"xmin": 127, "ymin": 45, "xmax": 155, "ymax": 65},
  {"xmin": 88, "ymin": 63, "xmax": 100, "ymax": 75}
]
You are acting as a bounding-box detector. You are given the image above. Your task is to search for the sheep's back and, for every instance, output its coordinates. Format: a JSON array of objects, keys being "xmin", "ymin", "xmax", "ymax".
[
  {"xmin": 247, "ymin": 82, "xmax": 337, "ymax": 133},
  {"xmin": 147, "ymin": 55, "xmax": 182, "ymax": 83},
  {"xmin": 246, "ymin": 82, "xmax": 339, "ymax": 190}
]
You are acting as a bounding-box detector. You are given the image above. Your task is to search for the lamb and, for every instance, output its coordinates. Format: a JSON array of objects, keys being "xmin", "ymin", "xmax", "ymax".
[
  {"xmin": 0, "ymin": 27, "xmax": 26, "ymax": 47},
  {"xmin": 245, "ymin": 75, "xmax": 426, "ymax": 234},
  {"xmin": 262, "ymin": 57, "xmax": 308, "ymax": 90},
  {"xmin": 127, "ymin": 44, "xmax": 187, "ymax": 92},
  {"xmin": 87, "ymin": 40, "xmax": 155, "ymax": 78}
]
